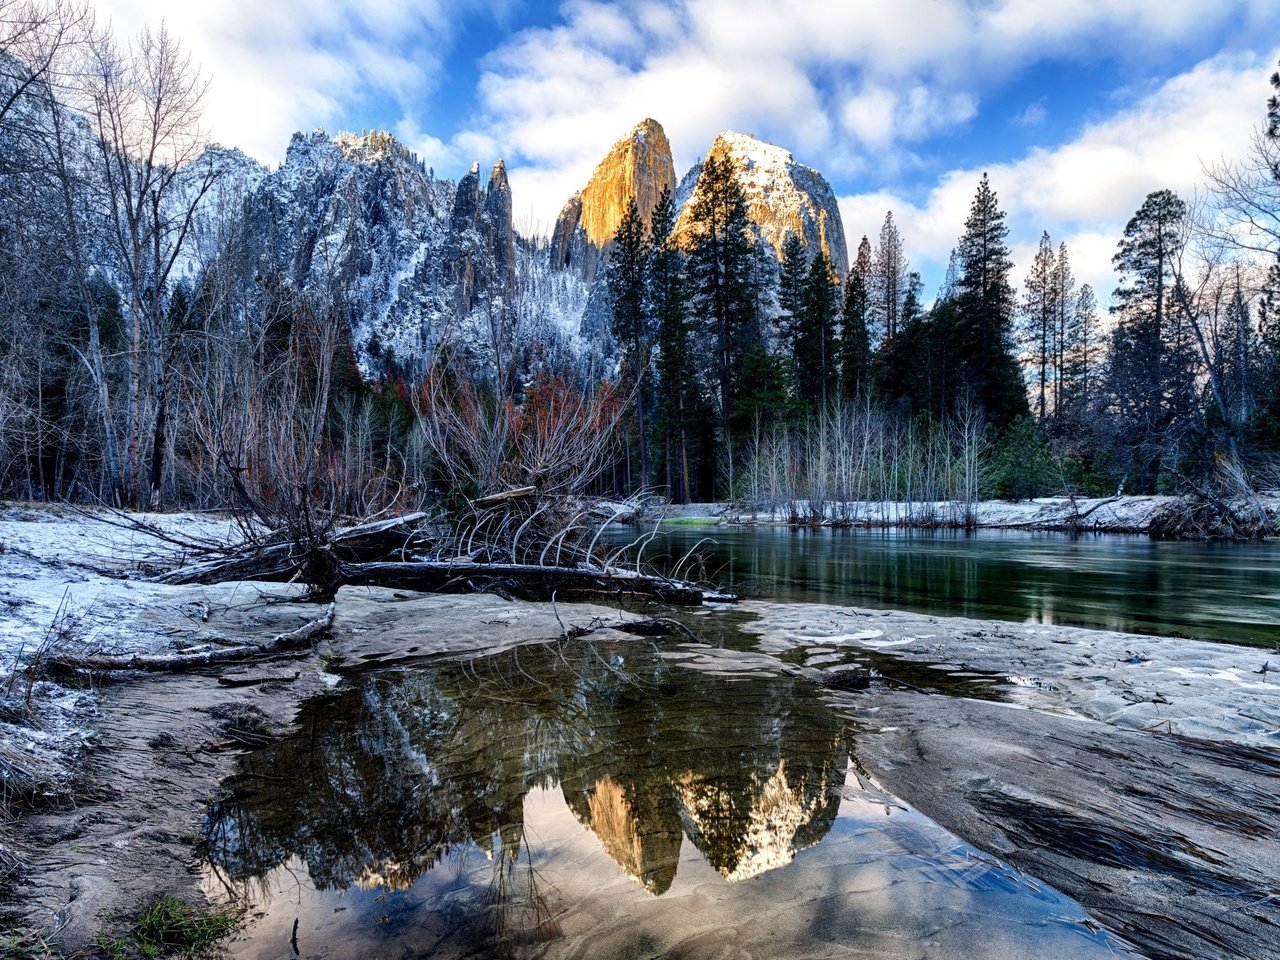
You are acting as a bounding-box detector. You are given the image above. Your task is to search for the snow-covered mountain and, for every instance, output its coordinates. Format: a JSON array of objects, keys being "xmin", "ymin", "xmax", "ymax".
[
  {"xmin": 674, "ymin": 131, "xmax": 849, "ymax": 280},
  {"xmin": 174, "ymin": 128, "xmax": 591, "ymax": 379},
  {"xmin": 179, "ymin": 120, "xmax": 849, "ymax": 377}
]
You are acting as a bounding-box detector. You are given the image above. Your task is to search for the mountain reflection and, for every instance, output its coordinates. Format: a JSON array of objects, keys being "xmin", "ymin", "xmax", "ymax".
[{"xmin": 203, "ymin": 637, "xmax": 849, "ymax": 899}]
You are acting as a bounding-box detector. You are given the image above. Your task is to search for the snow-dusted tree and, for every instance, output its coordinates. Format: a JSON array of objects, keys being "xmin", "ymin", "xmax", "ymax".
[{"xmin": 87, "ymin": 23, "xmax": 216, "ymax": 507}]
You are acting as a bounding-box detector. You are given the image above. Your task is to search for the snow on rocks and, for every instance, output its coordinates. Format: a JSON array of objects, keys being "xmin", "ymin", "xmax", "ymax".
[{"xmin": 738, "ymin": 600, "xmax": 1280, "ymax": 747}]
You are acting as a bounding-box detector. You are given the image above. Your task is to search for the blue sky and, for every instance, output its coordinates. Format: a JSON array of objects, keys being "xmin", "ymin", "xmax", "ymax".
[{"xmin": 99, "ymin": 0, "xmax": 1279, "ymax": 301}]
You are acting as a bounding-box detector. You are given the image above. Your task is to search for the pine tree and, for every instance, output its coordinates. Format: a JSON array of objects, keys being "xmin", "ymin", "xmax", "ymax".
[
  {"xmin": 870, "ymin": 212, "xmax": 907, "ymax": 342},
  {"xmin": 793, "ymin": 250, "xmax": 839, "ymax": 409},
  {"xmin": 1051, "ymin": 241, "xmax": 1076, "ymax": 417},
  {"xmin": 778, "ymin": 231, "xmax": 806, "ymax": 337},
  {"xmin": 839, "ymin": 271, "xmax": 871, "ymax": 400},
  {"xmin": 1104, "ymin": 189, "xmax": 1197, "ymax": 491},
  {"xmin": 1061, "ymin": 282, "xmax": 1100, "ymax": 424},
  {"xmin": 649, "ymin": 185, "xmax": 703, "ymax": 502},
  {"xmin": 686, "ymin": 150, "xmax": 757, "ymax": 490},
  {"xmin": 1020, "ymin": 232, "xmax": 1056, "ymax": 422},
  {"xmin": 952, "ymin": 173, "xmax": 1027, "ymax": 428},
  {"xmin": 605, "ymin": 197, "xmax": 653, "ymax": 489}
]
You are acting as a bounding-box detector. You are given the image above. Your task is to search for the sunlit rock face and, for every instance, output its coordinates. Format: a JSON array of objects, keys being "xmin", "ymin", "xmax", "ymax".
[
  {"xmin": 571, "ymin": 775, "xmax": 683, "ymax": 895},
  {"xmin": 676, "ymin": 754, "xmax": 841, "ymax": 882},
  {"xmin": 550, "ymin": 118, "xmax": 677, "ymax": 284},
  {"xmin": 674, "ymin": 131, "xmax": 849, "ymax": 279}
]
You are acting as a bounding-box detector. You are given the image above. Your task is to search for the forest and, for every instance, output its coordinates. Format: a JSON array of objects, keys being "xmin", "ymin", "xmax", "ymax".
[{"xmin": 2, "ymin": 1, "xmax": 1280, "ymax": 530}]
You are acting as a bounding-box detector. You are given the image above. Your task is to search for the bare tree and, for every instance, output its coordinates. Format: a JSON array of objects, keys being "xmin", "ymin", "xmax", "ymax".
[{"xmin": 86, "ymin": 23, "xmax": 215, "ymax": 507}]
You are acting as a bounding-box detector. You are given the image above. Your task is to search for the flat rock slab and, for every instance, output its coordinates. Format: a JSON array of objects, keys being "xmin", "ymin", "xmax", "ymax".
[
  {"xmin": 843, "ymin": 691, "xmax": 1280, "ymax": 960},
  {"xmin": 736, "ymin": 600, "xmax": 1280, "ymax": 960}
]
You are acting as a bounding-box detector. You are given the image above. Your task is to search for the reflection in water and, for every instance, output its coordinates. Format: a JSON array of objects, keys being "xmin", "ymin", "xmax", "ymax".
[
  {"xmin": 204, "ymin": 639, "xmax": 844, "ymax": 899},
  {"xmin": 613, "ymin": 524, "xmax": 1280, "ymax": 645},
  {"xmin": 202, "ymin": 639, "xmax": 1135, "ymax": 959}
]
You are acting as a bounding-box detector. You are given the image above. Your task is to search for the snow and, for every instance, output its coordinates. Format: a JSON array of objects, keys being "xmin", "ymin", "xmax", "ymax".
[
  {"xmin": 712, "ymin": 494, "xmax": 1280, "ymax": 531},
  {"xmin": 740, "ymin": 600, "xmax": 1280, "ymax": 747}
]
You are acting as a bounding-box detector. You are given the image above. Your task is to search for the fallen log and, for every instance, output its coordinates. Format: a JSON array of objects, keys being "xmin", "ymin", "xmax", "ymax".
[
  {"xmin": 43, "ymin": 604, "xmax": 336, "ymax": 674},
  {"xmin": 339, "ymin": 561, "xmax": 735, "ymax": 605},
  {"xmin": 157, "ymin": 513, "xmax": 434, "ymax": 586}
]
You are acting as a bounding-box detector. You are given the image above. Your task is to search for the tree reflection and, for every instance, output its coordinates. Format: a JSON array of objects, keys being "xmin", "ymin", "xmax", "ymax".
[{"xmin": 203, "ymin": 637, "xmax": 849, "ymax": 911}]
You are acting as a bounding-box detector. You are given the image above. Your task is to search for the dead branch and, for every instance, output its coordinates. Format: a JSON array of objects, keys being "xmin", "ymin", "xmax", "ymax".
[
  {"xmin": 338, "ymin": 561, "xmax": 734, "ymax": 605},
  {"xmin": 42, "ymin": 603, "xmax": 335, "ymax": 673}
]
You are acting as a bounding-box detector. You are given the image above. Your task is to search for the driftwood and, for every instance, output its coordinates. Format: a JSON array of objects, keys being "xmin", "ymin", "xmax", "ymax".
[
  {"xmin": 339, "ymin": 561, "xmax": 734, "ymax": 605},
  {"xmin": 151, "ymin": 509, "xmax": 734, "ymax": 605},
  {"xmin": 44, "ymin": 604, "xmax": 336, "ymax": 674},
  {"xmin": 473, "ymin": 486, "xmax": 536, "ymax": 505},
  {"xmin": 157, "ymin": 513, "xmax": 432, "ymax": 586}
]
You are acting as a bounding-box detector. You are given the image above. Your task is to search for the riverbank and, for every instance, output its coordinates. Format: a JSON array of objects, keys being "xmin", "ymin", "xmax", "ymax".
[
  {"xmin": 2, "ymin": 506, "xmax": 1278, "ymax": 958},
  {"xmin": 653, "ymin": 493, "xmax": 1280, "ymax": 536}
]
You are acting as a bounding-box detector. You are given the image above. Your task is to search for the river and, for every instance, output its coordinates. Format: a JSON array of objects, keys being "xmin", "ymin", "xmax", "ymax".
[{"xmin": 602, "ymin": 523, "xmax": 1280, "ymax": 646}]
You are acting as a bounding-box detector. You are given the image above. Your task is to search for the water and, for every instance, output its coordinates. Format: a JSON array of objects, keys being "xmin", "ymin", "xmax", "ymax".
[
  {"xmin": 202, "ymin": 636, "xmax": 1135, "ymax": 959},
  {"xmin": 611, "ymin": 523, "xmax": 1280, "ymax": 646}
]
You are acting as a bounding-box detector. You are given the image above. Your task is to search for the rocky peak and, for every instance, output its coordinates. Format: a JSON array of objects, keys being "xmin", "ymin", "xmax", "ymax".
[
  {"xmin": 551, "ymin": 118, "xmax": 676, "ymax": 283},
  {"xmin": 675, "ymin": 131, "xmax": 848, "ymax": 279}
]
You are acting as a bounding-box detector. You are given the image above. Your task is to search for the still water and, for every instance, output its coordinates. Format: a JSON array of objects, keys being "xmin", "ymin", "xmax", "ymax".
[
  {"xmin": 607, "ymin": 523, "xmax": 1280, "ymax": 646},
  {"xmin": 202, "ymin": 637, "xmax": 1135, "ymax": 959}
]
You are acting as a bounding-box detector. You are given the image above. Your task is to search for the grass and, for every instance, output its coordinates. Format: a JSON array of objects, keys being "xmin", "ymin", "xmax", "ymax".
[
  {"xmin": 97, "ymin": 895, "xmax": 238, "ymax": 959},
  {"xmin": 659, "ymin": 516, "xmax": 721, "ymax": 526}
]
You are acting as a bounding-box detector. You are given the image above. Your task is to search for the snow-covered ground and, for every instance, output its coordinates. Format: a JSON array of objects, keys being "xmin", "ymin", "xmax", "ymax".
[
  {"xmin": 657, "ymin": 494, "xmax": 1280, "ymax": 532},
  {"xmin": 740, "ymin": 600, "xmax": 1280, "ymax": 747}
]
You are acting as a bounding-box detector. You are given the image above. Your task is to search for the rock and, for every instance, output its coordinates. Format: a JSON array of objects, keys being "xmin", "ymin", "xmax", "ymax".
[
  {"xmin": 674, "ymin": 131, "xmax": 849, "ymax": 279},
  {"xmin": 551, "ymin": 118, "xmax": 677, "ymax": 284}
]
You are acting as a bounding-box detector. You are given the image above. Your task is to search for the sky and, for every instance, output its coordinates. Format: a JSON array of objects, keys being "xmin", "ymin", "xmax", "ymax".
[{"xmin": 97, "ymin": 0, "xmax": 1280, "ymax": 304}]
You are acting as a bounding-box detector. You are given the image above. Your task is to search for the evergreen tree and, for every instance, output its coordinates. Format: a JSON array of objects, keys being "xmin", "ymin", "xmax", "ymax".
[
  {"xmin": 1051, "ymin": 242, "xmax": 1076, "ymax": 417},
  {"xmin": 1061, "ymin": 282, "xmax": 1101, "ymax": 423},
  {"xmin": 605, "ymin": 197, "xmax": 653, "ymax": 489},
  {"xmin": 1103, "ymin": 189, "xmax": 1197, "ymax": 491},
  {"xmin": 952, "ymin": 173, "xmax": 1027, "ymax": 428},
  {"xmin": 870, "ymin": 212, "xmax": 907, "ymax": 342},
  {"xmin": 1020, "ymin": 232, "xmax": 1056, "ymax": 422},
  {"xmin": 793, "ymin": 250, "xmax": 839, "ymax": 409},
  {"xmin": 649, "ymin": 185, "xmax": 704, "ymax": 502},
  {"xmin": 839, "ymin": 271, "xmax": 871, "ymax": 401},
  {"xmin": 778, "ymin": 231, "xmax": 806, "ymax": 337},
  {"xmin": 686, "ymin": 150, "xmax": 756, "ymax": 490}
]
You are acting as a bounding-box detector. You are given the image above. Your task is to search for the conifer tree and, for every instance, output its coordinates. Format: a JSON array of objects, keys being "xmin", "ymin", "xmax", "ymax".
[
  {"xmin": 839, "ymin": 272, "xmax": 871, "ymax": 401},
  {"xmin": 1051, "ymin": 242, "xmax": 1076, "ymax": 417},
  {"xmin": 952, "ymin": 173, "xmax": 1027, "ymax": 428},
  {"xmin": 1021, "ymin": 232, "xmax": 1056, "ymax": 422},
  {"xmin": 793, "ymin": 250, "xmax": 839, "ymax": 409},
  {"xmin": 778, "ymin": 231, "xmax": 806, "ymax": 336},
  {"xmin": 606, "ymin": 197, "xmax": 653, "ymax": 488},
  {"xmin": 649, "ymin": 185, "xmax": 702, "ymax": 502},
  {"xmin": 1104, "ymin": 188, "xmax": 1197, "ymax": 491},
  {"xmin": 686, "ymin": 150, "xmax": 756, "ymax": 489},
  {"xmin": 870, "ymin": 212, "xmax": 908, "ymax": 342}
]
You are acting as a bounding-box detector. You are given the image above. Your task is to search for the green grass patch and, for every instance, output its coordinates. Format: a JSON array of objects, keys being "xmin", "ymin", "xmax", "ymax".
[
  {"xmin": 658, "ymin": 517, "xmax": 722, "ymax": 526},
  {"xmin": 97, "ymin": 895, "xmax": 238, "ymax": 959}
]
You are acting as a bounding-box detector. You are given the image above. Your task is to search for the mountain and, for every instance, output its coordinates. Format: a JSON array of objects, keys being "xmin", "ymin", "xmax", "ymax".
[
  {"xmin": 550, "ymin": 118, "xmax": 676, "ymax": 285},
  {"xmin": 674, "ymin": 131, "xmax": 849, "ymax": 279}
]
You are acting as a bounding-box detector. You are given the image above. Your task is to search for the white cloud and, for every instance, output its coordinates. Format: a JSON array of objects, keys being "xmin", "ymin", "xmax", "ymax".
[
  {"xmin": 454, "ymin": 0, "xmax": 1275, "ymax": 230},
  {"xmin": 94, "ymin": 0, "xmax": 500, "ymax": 164},
  {"xmin": 838, "ymin": 50, "xmax": 1276, "ymax": 306}
]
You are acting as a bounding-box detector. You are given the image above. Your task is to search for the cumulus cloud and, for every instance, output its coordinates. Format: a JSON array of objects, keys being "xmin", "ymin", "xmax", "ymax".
[
  {"xmin": 838, "ymin": 50, "xmax": 1277, "ymax": 306},
  {"xmin": 455, "ymin": 0, "xmax": 1275, "ymax": 229},
  {"xmin": 95, "ymin": 0, "xmax": 502, "ymax": 164}
]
